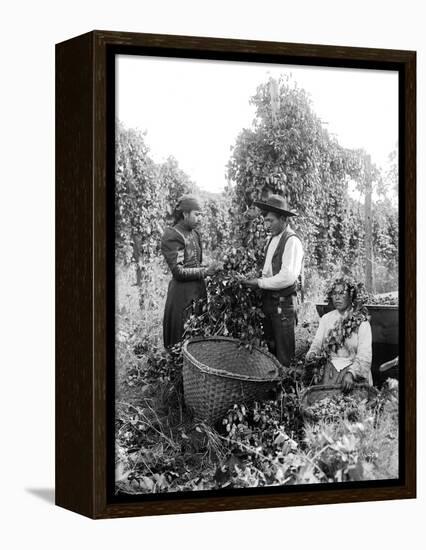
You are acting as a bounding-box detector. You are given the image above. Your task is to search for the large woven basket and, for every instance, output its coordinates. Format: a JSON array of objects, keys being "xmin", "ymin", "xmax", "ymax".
[{"xmin": 182, "ymin": 337, "xmax": 281, "ymax": 424}]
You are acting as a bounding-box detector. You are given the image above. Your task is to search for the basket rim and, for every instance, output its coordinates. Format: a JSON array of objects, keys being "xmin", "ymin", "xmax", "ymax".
[
  {"xmin": 182, "ymin": 336, "xmax": 281, "ymax": 382},
  {"xmin": 300, "ymin": 382, "xmax": 377, "ymax": 402}
]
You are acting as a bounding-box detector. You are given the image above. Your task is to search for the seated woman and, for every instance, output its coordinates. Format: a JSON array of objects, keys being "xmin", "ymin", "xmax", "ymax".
[{"xmin": 304, "ymin": 276, "xmax": 373, "ymax": 391}]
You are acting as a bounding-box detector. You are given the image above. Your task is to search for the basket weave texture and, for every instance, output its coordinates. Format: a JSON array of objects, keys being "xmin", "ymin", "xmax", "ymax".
[
  {"xmin": 300, "ymin": 383, "xmax": 377, "ymax": 420},
  {"xmin": 182, "ymin": 337, "xmax": 281, "ymax": 424}
]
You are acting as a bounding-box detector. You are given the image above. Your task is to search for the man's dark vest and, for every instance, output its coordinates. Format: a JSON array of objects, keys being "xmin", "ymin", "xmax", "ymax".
[{"xmin": 263, "ymin": 229, "xmax": 303, "ymax": 298}]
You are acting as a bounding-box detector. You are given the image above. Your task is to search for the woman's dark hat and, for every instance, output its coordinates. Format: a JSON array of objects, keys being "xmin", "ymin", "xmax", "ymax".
[
  {"xmin": 176, "ymin": 194, "xmax": 202, "ymax": 213},
  {"xmin": 253, "ymin": 194, "xmax": 298, "ymax": 217}
]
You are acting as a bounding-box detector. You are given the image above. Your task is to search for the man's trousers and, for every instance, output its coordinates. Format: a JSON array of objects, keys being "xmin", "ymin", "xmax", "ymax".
[{"xmin": 262, "ymin": 292, "xmax": 298, "ymax": 367}]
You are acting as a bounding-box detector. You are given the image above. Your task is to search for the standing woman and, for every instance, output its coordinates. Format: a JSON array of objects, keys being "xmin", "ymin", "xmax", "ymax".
[
  {"xmin": 161, "ymin": 194, "xmax": 220, "ymax": 349},
  {"xmin": 304, "ymin": 276, "xmax": 373, "ymax": 390}
]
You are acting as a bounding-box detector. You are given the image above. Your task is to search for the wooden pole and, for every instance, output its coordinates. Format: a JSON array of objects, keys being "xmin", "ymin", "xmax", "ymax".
[{"xmin": 364, "ymin": 155, "xmax": 374, "ymax": 293}]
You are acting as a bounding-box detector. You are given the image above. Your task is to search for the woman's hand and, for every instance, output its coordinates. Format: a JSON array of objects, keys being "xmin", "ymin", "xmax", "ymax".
[
  {"xmin": 205, "ymin": 261, "xmax": 223, "ymax": 276},
  {"xmin": 341, "ymin": 371, "xmax": 355, "ymax": 393}
]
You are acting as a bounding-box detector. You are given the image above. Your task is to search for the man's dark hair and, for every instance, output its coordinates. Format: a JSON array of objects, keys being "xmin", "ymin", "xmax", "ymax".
[{"xmin": 173, "ymin": 209, "xmax": 184, "ymax": 224}]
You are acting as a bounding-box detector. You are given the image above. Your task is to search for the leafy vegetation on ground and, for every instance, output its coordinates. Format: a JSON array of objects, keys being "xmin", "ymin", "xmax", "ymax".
[
  {"xmin": 115, "ymin": 323, "xmax": 399, "ymax": 493},
  {"xmin": 115, "ymin": 271, "xmax": 398, "ymax": 495},
  {"xmin": 114, "ymin": 75, "xmax": 399, "ymax": 494}
]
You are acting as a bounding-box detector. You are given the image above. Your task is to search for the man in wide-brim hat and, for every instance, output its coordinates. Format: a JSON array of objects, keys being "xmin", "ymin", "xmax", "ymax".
[{"xmin": 242, "ymin": 194, "xmax": 304, "ymax": 367}]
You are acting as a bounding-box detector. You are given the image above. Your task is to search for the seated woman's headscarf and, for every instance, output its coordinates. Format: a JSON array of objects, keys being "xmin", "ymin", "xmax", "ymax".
[
  {"xmin": 325, "ymin": 275, "xmax": 369, "ymax": 312},
  {"xmin": 323, "ymin": 275, "xmax": 370, "ymax": 353}
]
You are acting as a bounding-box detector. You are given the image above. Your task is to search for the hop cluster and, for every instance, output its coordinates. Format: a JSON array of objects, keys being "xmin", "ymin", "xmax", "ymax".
[{"xmin": 305, "ymin": 394, "xmax": 362, "ymax": 423}]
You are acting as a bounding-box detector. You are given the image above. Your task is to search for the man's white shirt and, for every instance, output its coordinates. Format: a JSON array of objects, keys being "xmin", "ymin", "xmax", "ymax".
[{"xmin": 257, "ymin": 229, "xmax": 303, "ymax": 290}]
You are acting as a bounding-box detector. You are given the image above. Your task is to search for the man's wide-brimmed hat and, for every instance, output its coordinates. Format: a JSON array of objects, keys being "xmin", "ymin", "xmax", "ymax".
[{"xmin": 253, "ymin": 194, "xmax": 298, "ymax": 217}]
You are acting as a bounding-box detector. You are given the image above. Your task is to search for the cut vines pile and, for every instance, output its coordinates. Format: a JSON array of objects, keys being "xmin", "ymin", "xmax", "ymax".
[
  {"xmin": 116, "ymin": 354, "xmax": 398, "ymax": 493},
  {"xmin": 115, "ymin": 76, "xmax": 399, "ymax": 494}
]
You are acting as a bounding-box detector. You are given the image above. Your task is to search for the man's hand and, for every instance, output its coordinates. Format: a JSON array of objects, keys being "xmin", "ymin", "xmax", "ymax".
[
  {"xmin": 341, "ymin": 372, "xmax": 355, "ymax": 393},
  {"xmin": 241, "ymin": 278, "xmax": 258, "ymax": 288},
  {"xmin": 304, "ymin": 352, "xmax": 319, "ymax": 366}
]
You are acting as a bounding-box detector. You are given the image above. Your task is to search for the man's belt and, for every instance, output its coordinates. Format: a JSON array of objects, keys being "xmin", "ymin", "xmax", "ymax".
[{"xmin": 262, "ymin": 282, "xmax": 297, "ymax": 299}]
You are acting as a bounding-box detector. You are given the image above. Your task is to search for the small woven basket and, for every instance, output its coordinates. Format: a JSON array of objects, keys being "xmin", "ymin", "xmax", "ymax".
[
  {"xmin": 300, "ymin": 383, "xmax": 377, "ymax": 421},
  {"xmin": 182, "ymin": 337, "xmax": 281, "ymax": 424}
]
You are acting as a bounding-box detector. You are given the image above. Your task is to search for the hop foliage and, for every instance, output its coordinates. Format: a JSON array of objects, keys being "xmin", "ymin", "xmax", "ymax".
[
  {"xmin": 183, "ymin": 247, "xmax": 266, "ymax": 349},
  {"xmin": 325, "ymin": 275, "xmax": 368, "ymax": 309},
  {"xmin": 367, "ymin": 293, "xmax": 398, "ymax": 306},
  {"xmin": 226, "ymin": 76, "xmax": 398, "ymax": 296},
  {"xmin": 133, "ymin": 338, "xmax": 183, "ymax": 385},
  {"xmin": 200, "ymin": 196, "xmax": 233, "ymax": 253},
  {"xmin": 304, "ymin": 394, "xmax": 363, "ymax": 423},
  {"xmin": 321, "ymin": 276, "xmax": 370, "ymax": 353},
  {"xmin": 115, "ymin": 123, "xmax": 233, "ymax": 293},
  {"xmin": 114, "ymin": 76, "xmax": 400, "ymax": 494}
]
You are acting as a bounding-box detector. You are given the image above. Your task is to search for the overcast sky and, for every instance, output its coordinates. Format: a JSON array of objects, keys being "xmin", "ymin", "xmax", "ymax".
[{"xmin": 116, "ymin": 55, "xmax": 398, "ymax": 194}]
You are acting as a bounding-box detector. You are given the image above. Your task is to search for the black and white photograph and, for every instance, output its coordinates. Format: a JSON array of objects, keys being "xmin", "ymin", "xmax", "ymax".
[
  {"xmin": 2, "ymin": 0, "xmax": 424, "ymax": 541},
  {"xmin": 114, "ymin": 54, "xmax": 400, "ymax": 496}
]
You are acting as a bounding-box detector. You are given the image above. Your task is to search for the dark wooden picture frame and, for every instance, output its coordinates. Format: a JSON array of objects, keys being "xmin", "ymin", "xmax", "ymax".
[{"xmin": 56, "ymin": 30, "xmax": 416, "ymax": 519}]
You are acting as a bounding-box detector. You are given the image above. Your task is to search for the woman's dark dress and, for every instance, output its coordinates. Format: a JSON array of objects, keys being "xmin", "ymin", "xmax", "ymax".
[{"xmin": 161, "ymin": 223, "xmax": 207, "ymax": 349}]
